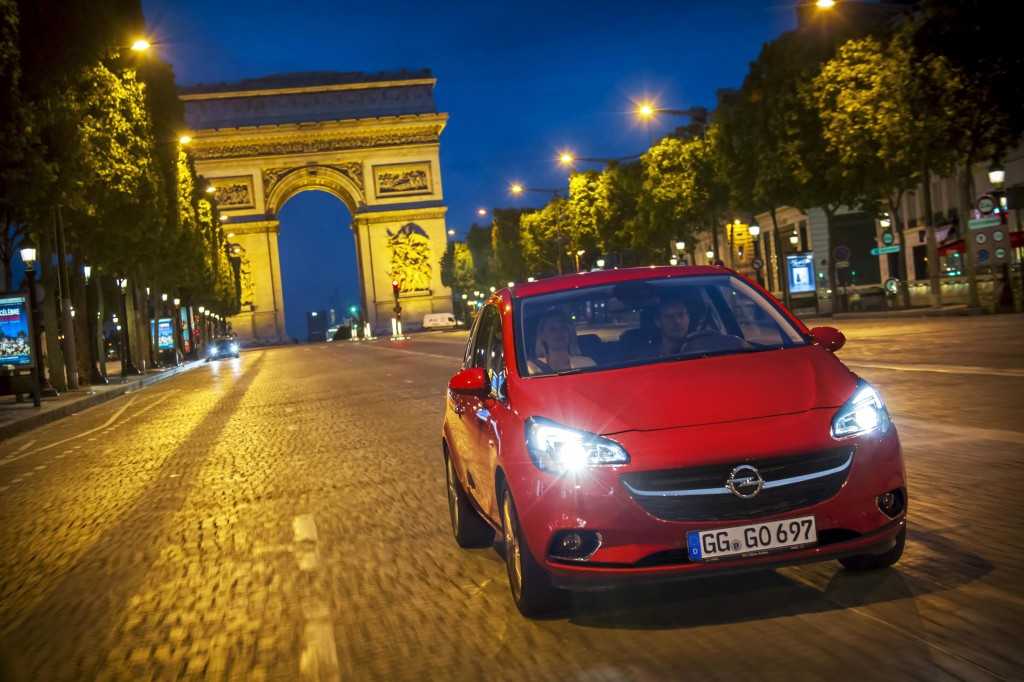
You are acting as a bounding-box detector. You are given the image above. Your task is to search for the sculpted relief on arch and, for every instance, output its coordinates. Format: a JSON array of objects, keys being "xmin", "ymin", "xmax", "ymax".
[{"xmin": 387, "ymin": 223, "xmax": 432, "ymax": 293}]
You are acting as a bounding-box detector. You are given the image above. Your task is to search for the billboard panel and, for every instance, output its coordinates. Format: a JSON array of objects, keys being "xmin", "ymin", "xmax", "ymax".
[
  {"xmin": 0, "ymin": 294, "xmax": 34, "ymax": 367},
  {"xmin": 786, "ymin": 253, "xmax": 816, "ymax": 294}
]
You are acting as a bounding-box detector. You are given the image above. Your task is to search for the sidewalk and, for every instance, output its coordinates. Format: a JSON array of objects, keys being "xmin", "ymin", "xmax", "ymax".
[
  {"xmin": 0, "ymin": 359, "xmax": 205, "ymax": 441},
  {"xmin": 798, "ymin": 304, "xmax": 977, "ymax": 323}
]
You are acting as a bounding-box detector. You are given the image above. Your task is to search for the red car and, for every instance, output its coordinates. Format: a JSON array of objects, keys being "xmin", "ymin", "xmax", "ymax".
[{"xmin": 443, "ymin": 266, "xmax": 906, "ymax": 616}]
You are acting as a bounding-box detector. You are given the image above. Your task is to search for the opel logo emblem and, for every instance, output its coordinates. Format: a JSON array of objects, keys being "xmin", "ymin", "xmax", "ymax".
[{"xmin": 726, "ymin": 464, "xmax": 764, "ymax": 499}]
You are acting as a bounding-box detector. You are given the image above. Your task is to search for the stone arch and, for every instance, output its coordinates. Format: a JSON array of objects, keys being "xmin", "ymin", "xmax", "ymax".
[{"xmin": 264, "ymin": 164, "xmax": 365, "ymax": 217}]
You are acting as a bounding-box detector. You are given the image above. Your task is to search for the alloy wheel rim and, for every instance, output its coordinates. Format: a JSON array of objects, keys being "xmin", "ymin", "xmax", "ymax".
[
  {"xmin": 446, "ymin": 458, "xmax": 459, "ymax": 532},
  {"xmin": 503, "ymin": 495, "xmax": 523, "ymax": 599}
]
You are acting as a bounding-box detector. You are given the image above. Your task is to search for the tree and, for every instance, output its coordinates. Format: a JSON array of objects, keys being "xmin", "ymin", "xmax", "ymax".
[
  {"xmin": 520, "ymin": 201, "xmax": 568, "ymax": 277},
  {"xmin": 811, "ymin": 32, "xmax": 959, "ymax": 307},
  {"xmin": 465, "ymin": 222, "xmax": 495, "ymax": 286},
  {"xmin": 566, "ymin": 171, "xmax": 609, "ymax": 257},
  {"xmin": 490, "ymin": 208, "xmax": 528, "ymax": 285},
  {"xmin": 641, "ymin": 130, "xmax": 729, "ymax": 262}
]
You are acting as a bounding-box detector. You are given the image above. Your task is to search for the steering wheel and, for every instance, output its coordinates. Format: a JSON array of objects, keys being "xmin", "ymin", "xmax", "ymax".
[{"xmin": 682, "ymin": 330, "xmax": 752, "ymax": 353}]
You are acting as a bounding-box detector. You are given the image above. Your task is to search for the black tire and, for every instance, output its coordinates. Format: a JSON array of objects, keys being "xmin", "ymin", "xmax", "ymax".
[
  {"xmin": 445, "ymin": 453, "xmax": 494, "ymax": 548},
  {"xmin": 500, "ymin": 484, "xmax": 561, "ymax": 617},
  {"xmin": 839, "ymin": 526, "xmax": 906, "ymax": 571}
]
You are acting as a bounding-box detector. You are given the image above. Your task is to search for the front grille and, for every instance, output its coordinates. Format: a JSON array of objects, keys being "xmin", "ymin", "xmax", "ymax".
[{"xmin": 621, "ymin": 447, "xmax": 854, "ymax": 522}]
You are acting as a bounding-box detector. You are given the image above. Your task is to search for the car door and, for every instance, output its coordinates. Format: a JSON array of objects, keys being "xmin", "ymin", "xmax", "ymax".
[
  {"xmin": 467, "ymin": 304, "xmax": 509, "ymax": 520},
  {"xmin": 447, "ymin": 309, "xmax": 493, "ymax": 503}
]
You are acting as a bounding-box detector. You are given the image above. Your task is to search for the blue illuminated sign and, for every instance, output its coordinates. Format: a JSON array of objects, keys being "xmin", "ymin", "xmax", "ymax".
[{"xmin": 786, "ymin": 253, "xmax": 816, "ymax": 294}]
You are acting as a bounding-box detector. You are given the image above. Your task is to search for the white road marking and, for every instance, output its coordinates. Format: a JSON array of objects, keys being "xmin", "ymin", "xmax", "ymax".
[
  {"xmin": 291, "ymin": 514, "xmax": 339, "ymax": 681},
  {"xmin": 13, "ymin": 440, "xmax": 35, "ymax": 453},
  {"xmin": 846, "ymin": 361, "xmax": 1024, "ymax": 378},
  {"xmin": 299, "ymin": 601, "xmax": 340, "ymax": 682},
  {"xmin": 894, "ymin": 416, "xmax": 1023, "ymax": 444},
  {"xmin": 352, "ymin": 343, "xmax": 459, "ymax": 362},
  {"xmin": 1, "ymin": 390, "xmax": 177, "ymax": 467}
]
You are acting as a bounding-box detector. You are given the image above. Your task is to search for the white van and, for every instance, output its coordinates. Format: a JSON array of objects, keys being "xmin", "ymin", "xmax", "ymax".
[{"xmin": 422, "ymin": 313, "xmax": 458, "ymax": 329}]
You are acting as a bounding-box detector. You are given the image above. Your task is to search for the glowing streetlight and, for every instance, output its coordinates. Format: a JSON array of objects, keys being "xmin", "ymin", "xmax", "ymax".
[
  {"xmin": 509, "ymin": 182, "xmax": 524, "ymax": 196},
  {"xmin": 226, "ymin": 232, "xmax": 235, "ymax": 238},
  {"xmin": 507, "ymin": 281, "xmax": 515, "ymax": 288},
  {"xmin": 705, "ymin": 249, "xmax": 715, "ymax": 260},
  {"xmin": 198, "ymin": 306, "xmax": 205, "ymax": 313},
  {"xmin": 636, "ymin": 101, "xmax": 656, "ymax": 121},
  {"xmin": 748, "ymin": 224, "xmax": 761, "ymax": 238},
  {"xmin": 596, "ymin": 259, "xmax": 606, "ymax": 268},
  {"xmin": 83, "ymin": 264, "xmax": 92, "ymax": 283},
  {"xmin": 674, "ymin": 240, "xmax": 686, "ymax": 252},
  {"xmin": 178, "ymin": 134, "xmax": 192, "ymax": 145},
  {"xmin": 489, "ymin": 286, "xmax": 496, "ymax": 293},
  {"xmin": 20, "ymin": 247, "xmax": 36, "ymax": 269},
  {"xmin": 988, "ymin": 165, "xmax": 1006, "ymax": 188},
  {"xmin": 558, "ymin": 150, "xmax": 575, "ymax": 167},
  {"xmin": 669, "ymin": 256, "xmax": 679, "ymax": 266},
  {"xmin": 130, "ymin": 38, "xmax": 151, "ymax": 52},
  {"xmin": 447, "ymin": 229, "xmax": 455, "ymax": 236},
  {"xmin": 205, "ymin": 185, "xmax": 216, "ymax": 194},
  {"xmin": 527, "ymin": 276, "xmax": 536, "ymax": 282},
  {"xmin": 789, "ymin": 234, "xmax": 800, "ymax": 246},
  {"xmin": 173, "ymin": 297, "xmax": 181, "ymax": 306},
  {"xmin": 815, "ymin": 0, "xmax": 836, "ymax": 8},
  {"xmin": 477, "ymin": 208, "xmax": 487, "ymax": 217}
]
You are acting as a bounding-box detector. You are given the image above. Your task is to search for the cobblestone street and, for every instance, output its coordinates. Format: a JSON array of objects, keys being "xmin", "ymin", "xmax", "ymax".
[{"xmin": 1, "ymin": 316, "xmax": 1022, "ymax": 681}]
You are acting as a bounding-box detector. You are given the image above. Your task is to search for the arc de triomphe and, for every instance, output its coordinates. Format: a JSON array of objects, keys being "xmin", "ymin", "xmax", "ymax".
[{"xmin": 180, "ymin": 70, "xmax": 453, "ymax": 342}]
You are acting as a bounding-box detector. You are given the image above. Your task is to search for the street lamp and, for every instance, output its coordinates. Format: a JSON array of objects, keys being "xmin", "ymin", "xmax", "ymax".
[
  {"xmin": 178, "ymin": 134, "xmax": 192, "ymax": 145},
  {"xmin": 748, "ymin": 224, "xmax": 761, "ymax": 238},
  {"xmin": 558, "ymin": 150, "xmax": 575, "ymax": 167},
  {"xmin": 477, "ymin": 208, "xmax": 487, "ymax": 217},
  {"xmin": 130, "ymin": 38, "xmax": 151, "ymax": 52},
  {"xmin": 632, "ymin": 99, "xmax": 708, "ymax": 131},
  {"xmin": 706, "ymin": 249, "xmax": 715, "ymax": 260},
  {"xmin": 115, "ymin": 277, "xmax": 139, "ymax": 376},
  {"xmin": 674, "ymin": 240, "xmax": 686, "ymax": 251},
  {"xmin": 447, "ymin": 229, "xmax": 455, "ymax": 236},
  {"xmin": 596, "ymin": 258, "xmax": 606, "ymax": 268},
  {"xmin": 815, "ymin": 0, "xmax": 836, "ymax": 8},
  {"xmin": 988, "ymin": 164, "xmax": 1006, "ymax": 188},
  {"xmin": 19, "ymin": 247, "xmax": 43, "ymax": 405},
  {"xmin": 83, "ymin": 264, "xmax": 92, "ymax": 283},
  {"xmin": 669, "ymin": 256, "xmax": 679, "ymax": 266},
  {"xmin": 205, "ymin": 185, "xmax": 216, "ymax": 194},
  {"xmin": 573, "ymin": 249, "xmax": 586, "ymax": 272}
]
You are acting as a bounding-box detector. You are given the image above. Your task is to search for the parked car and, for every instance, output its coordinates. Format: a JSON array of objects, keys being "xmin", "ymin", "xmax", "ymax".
[
  {"xmin": 443, "ymin": 266, "xmax": 907, "ymax": 616},
  {"xmin": 207, "ymin": 336, "xmax": 240, "ymax": 360},
  {"xmin": 423, "ymin": 312, "xmax": 459, "ymax": 329}
]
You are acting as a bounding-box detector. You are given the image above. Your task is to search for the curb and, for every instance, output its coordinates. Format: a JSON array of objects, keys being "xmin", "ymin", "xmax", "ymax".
[
  {"xmin": 799, "ymin": 306, "xmax": 978, "ymax": 322},
  {"xmin": 0, "ymin": 360, "xmax": 205, "ymax": 442}
]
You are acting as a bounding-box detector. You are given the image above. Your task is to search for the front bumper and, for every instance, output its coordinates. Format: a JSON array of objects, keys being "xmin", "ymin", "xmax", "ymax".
[{"xmin": 508, "ymin": 414, "xmax": 907, "ymax": 591}]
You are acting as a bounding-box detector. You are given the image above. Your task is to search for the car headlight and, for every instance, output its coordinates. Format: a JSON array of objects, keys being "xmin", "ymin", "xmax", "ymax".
[
  {"xmin": 525, "ymin": 417, "xmax": 629, "ymax": 474},
  {"xmin": 229, "ymin": 343, "xmax": 239, "ymax": 353},
  {"xmin": 209, "ymin": 345, "xmax": 218, "ymax": 355},
  {"xmin": 831, "ymin": 380, "xmax": 891, "ymax": 438}
]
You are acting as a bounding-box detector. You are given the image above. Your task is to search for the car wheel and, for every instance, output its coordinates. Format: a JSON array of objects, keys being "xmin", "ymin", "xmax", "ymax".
[
  {"xmin": 445, "ymin": 453, "xmax": 494, "ymax": 548},
  {"xmin": 839, "ymin": 525, "xmax": 906, "ymax": 571},
  {"xmin": 500, "ymin": 485, "xmax": 559, "ymax": 617}
]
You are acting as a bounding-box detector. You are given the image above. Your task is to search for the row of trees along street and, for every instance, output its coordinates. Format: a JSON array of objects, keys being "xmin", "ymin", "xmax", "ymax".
[
  {"xmin": 442, "ymin": 1, "xmax": 1024, "ymax": 315},
  {"xmin": 1, "ymin": 0, "xmax": 239, "ymax": 393}
]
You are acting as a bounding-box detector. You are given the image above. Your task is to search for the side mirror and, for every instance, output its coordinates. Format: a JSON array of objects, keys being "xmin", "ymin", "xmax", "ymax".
[
  {"xmin": 448, "ymin": 367, "xmax": 489, "ymax": 396},
  {"xmin": 811, "ymin": 326, "xmax": 846, "ymax": 353}
]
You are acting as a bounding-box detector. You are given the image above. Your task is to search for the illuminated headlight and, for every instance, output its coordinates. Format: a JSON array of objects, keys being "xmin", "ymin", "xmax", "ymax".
[
  {"xmin": 525, "ymin": 417, "xmax": 629, "ymax": 474},
  {"xmin": 229, "ymin": 343, "xmax": 239, "ymax": 353},
  {"xmin": 831, "ymin": 380, "xmax": 891, "ymax": 438},
  {"xmin": 209, "ymin": 346, "xmax": 218, "ymax": 356}
]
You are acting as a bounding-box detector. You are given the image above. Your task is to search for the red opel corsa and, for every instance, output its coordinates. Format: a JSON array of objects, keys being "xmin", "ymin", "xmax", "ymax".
[{"xmin": 442, "ymin": 266, "xmax": 907, "ymax": 616}]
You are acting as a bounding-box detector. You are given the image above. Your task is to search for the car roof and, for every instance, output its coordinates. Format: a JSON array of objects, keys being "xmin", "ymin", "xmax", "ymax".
[{"xmin": 508, "ymin": 265, "xmax": 730, "ymax": 300}]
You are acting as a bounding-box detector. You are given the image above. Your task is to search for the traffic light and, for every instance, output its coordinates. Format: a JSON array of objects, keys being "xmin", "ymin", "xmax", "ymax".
[{"xmin": 391, "ymin": 279, "xmax": 400, "ymax": 300}]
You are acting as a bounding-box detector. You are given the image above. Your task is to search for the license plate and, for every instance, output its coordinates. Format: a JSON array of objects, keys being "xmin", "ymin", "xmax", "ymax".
[{"xmin": 687, "ymin": 516, "xmax": 817, "ymax": 561}]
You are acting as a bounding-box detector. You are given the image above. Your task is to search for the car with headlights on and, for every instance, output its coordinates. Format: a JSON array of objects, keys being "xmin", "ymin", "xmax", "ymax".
[
  {"xmin": 442, "ymin": 266, "xmax": 907, "ymax": 617},
  {"xmin": 207, "ymin": 336, "xmax": 240, "ymax": 360}
]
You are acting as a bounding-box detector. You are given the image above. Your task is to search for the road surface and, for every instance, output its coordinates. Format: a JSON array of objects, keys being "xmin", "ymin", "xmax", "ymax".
[{"xmin": 1, "ymin": 315, "xmax": 1022, "ymax": 680}]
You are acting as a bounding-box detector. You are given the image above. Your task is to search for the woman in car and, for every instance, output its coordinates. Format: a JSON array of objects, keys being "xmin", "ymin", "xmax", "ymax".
[{"xmin": 527, "ymin": 309, "xmax": 595, "ymax": 375}]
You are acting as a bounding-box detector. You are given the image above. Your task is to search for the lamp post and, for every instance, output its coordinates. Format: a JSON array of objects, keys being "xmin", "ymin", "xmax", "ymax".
[
  {"xmin": 573, "ymin": 249, "xmax": 586, "ymax": 272},
  {"xmin": 748, "ymin": 224, "xmax": 764, "ymax": 286},
  {"xmin": 172, "ymin": 296, "xmax": 184, "ymax": 362},
  {"xmin": 116, "ymin": 277, "xmax": 139, "ymax": 377},
  {"xmin": 19, "ymin": 247, "xmax": 43, "ymax": 406},
  {"xmin": 634, "ymin": 100, "xmax": 709, "ymax": 137},
  {"xmin": 82, "ymin": 264, "xmax": 106, "ymax": 384}
]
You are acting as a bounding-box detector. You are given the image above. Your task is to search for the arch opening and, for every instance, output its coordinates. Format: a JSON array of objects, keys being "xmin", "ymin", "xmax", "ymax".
[{"xmin": 277, "ymin": 189, "xmax": 360, "ymax": 341}]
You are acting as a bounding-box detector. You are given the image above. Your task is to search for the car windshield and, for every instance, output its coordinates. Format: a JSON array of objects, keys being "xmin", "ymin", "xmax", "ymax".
[{"xmin": 516, "ymin": 274, "xmax": 808, "ymax": 377}]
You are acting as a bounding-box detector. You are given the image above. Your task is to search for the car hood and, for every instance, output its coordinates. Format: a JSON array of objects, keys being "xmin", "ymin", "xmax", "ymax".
[{"xmin": 513, "ymin": 345, "xmax": 857, "ymax": 435}]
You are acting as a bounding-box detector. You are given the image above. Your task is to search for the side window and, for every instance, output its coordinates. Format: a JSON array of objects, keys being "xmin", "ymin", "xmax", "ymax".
[
  {"xmin": 470, "ymin": 307, "xmax": 497, "ymax": 369},
  {"xmin": 485, "ymin": 308, "xmax": 507, "ymax": 400},
  {"xmin": 463, "ymin": 310, "xmax": 486, "ymax": 367}
]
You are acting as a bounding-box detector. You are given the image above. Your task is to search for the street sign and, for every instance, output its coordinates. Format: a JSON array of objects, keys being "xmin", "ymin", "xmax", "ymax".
[
  {"xmin": 975, "ymin": 233, "xmax": 987, "ymax": 245},
  {"xmin": 871, "ymin": 245, "xmax": 902, "ymax": 255},
  {"xmin": 833, "ymin": 245, "xmax": 851, "ymax": 261},
  {"xmin": 995, "ymin": 247, "xmax": 1007, "ymax": 259},
  {"xmin": 884, "ymin": 278, "xmax": 900, "ymax": 295},
  {"xmin": 968, "ymin": 216, "xmax": 1001, "ymax": 230},
  {"xmin": 977, "ymin": 248, "xmax": 990, "ymax": 263},
  {"xmin": 752, "ymin": 258, "xmax": 763, "ymax": 270},
  {"xmin": 835, "ymin": 260, "xmax": 850, "ymax": 269},
  {"xmin": 977, "ymin": 194, "xmax": 996, "ymax": 215},
  {"xmin": 881, "ymin": 231, "xmax": 895, "ymax": 245}
]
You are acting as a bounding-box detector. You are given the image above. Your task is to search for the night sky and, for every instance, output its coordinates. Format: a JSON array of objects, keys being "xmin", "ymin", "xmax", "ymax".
[{"xmin": 141, "ymin": 0, "xmax": 796, "ymax": 339}]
